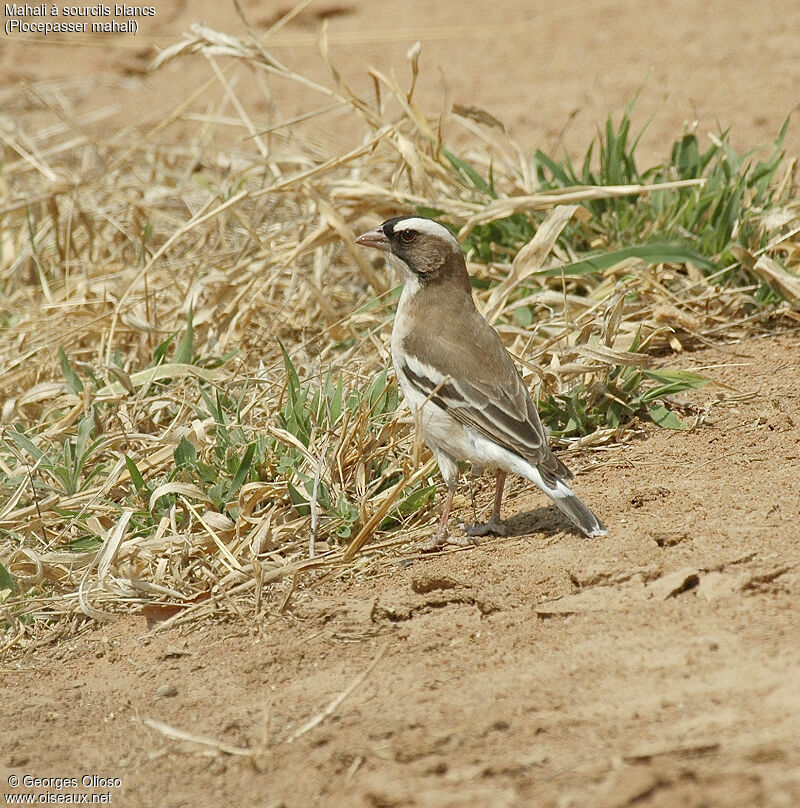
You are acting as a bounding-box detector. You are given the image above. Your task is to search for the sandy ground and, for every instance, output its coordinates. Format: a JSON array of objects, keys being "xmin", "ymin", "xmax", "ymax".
[
  {"xmin": 3, "ymin": 334, "xmax": 799, "ymax": 806},
  {"xmin": 2, "ymin": 2, "xmax": 800, "ymax": 806}
]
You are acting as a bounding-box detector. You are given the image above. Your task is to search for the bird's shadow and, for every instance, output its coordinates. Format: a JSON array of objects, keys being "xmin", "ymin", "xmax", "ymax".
[{"xmin": 493, "ymin": 505, "xmax": 581, "ymax": 539}]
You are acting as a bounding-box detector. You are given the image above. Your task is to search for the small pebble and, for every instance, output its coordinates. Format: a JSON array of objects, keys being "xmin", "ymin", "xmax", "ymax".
[{"xmin": 156, "ymin": 683, "xmax": 178, "ymax": 698}]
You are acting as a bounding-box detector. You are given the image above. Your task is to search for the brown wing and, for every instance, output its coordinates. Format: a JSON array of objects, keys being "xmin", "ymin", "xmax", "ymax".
[{"xmin": 400, "ymin": 297, "xmax": 571, "ymax": 482}]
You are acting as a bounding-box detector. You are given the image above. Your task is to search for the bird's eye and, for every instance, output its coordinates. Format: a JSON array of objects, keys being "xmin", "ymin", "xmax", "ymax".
[{"xmin": 399, "ymin": 229, "xmax": 417, "ymax": 244}]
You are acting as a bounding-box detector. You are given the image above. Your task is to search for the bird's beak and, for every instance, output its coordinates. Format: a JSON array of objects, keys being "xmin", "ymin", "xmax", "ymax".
[{"xmin": 354, "ymin": 228, "xmax": 391, "ymax": 252}]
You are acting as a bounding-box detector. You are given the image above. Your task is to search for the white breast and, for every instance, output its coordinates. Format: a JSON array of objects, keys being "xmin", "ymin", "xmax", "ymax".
[{"xmin": 391, "ymin": 283, "xmax": 460, "ymax": 452}]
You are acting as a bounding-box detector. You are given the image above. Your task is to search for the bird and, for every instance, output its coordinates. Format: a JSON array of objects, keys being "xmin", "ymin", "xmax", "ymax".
[{"xmin": 354, "ymin": 215, "xmax": 607, "ymax": 551}]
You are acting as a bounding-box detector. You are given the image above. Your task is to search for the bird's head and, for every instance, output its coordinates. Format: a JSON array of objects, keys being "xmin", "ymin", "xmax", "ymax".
[{"xmin": 355, "ymin": 216, "xmax": 467, "ymax": 288}]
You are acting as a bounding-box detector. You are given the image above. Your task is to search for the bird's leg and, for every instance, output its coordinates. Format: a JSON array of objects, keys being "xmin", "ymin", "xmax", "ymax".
[
  {"xmin": 464, "ymin": 470, "xmax": 508, "ymax": 537},
  {"xmin": 436, "ymin": 485, "xmax": 455, "ymax": 542},
  {"xmin": 416, "ymin": 484, "xmax": 480, "ymax": 552},
  {"xmin": 416, "ymin": 451, "xmax": 480, "ymax": 552},
  {"xmin": 415, "ymin": 485, "xmax": 456, "ymax": 552}
]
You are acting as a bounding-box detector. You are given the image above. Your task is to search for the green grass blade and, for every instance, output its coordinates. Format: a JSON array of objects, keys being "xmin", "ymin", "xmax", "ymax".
[
  {"xmin": 229, "ymin": 442, "xmax": 256, "ymax": 494},
  {"xmin": 58, "ymin": 347, "xmax": 84, "ymax": 394},
  {"xmin": 173, "ymin": 306, "xmax": 194, "ymax": 365},
  {"xmin": 124, "ymin": 455, "xmax": 147, "ymax": 493},
  {"xmin": 75, "ymin": 414, "xmax": 94, "ymax": 468},
  {"xmin": 279, "ymin": 339, "xmax": 301, "ymax": 397},
  {"xmin": 648, "ymin": 403, "xmax": 689, "ymax": 430},
  {"xmin": 441, "ymin": 148, "xmax": 494, "ymax": 195},
  {"xmin": 537, "ymin": 243, "xmax": 717, "ymax": 277},
  {"xmin": 0, "ymin": 561, "xmax": 17, "ymax": 595},
  {"xmin": 8, "ymin": 430, "xmax": 48, "ymax": 466},
  {"xmin": 642, "ymin": 369, "xmax": 711, "ymax": 389}
]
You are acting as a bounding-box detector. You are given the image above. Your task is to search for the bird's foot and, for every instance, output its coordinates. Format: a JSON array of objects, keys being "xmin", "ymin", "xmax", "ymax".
[
  {"xmin": 462, "ymin": 517, "xmax": 508, "ymax": 537},
  {"xmin": 415, "ymin": 527, "xmax": 480, "ymax": 553},
  {"xmin": 448, "ymin": 532, "xmax": 482, "ymax": 548},
  {"xmin": 415, "ymin": 528, "xmax": 449, "ymax": 553}
]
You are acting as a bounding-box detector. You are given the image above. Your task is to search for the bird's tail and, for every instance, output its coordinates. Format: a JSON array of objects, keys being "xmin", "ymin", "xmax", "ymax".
[
  {"xmin": 550, "ymin": 484, "xmax": 607, "ymax": 537},
  {"xmin": 523, "ymin": 466, "xmax": 607, "ymax": 537}
]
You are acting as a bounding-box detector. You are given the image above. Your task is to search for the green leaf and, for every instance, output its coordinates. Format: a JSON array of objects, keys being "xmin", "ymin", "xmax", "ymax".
[
  {"xmin": 642, "ymin": 368, "xmax": 710, "ymax": 388},
  {"xmin": 53, "ymin": 466, "xmax": 75, "ymax": 494},
  {"xmin": 333, "ymin": 491, "xmax": 359, "ymax": 527},
  {"xmin": 173, "ymin": 437, "xmax": 197, "ymax": 468},
  {"xmin": 173, "ymin": 306, "xmax": 194, "ymax": 365},
  {"xmin": 151, "ymin": 333, "xmax": 175, "ymax": 365},
  {"xmin": 228, "ymin": 442, "xmax": 256, "ymax": 494},
  {"xmin": 367, "ymin": 367, "xmax": 389, "ymax": 409},
  {"xmin": 640, "ymin": 369, "xmax": 711, "ymax": 401},
  {"xmin": 7, "ymin": 430, "xmax": 48, "ymax": 466},
  {"xmin": 125, "ymin": 455, "xmax": 146, "ymax": 493},
  {"xmin": 648, "ymin": 403, "xmax": 689, "ymax": 430},
  {"xmin": 279, "ymin": 339, "xmax": 301, "ymax": 397},
  {"xmin": 395, "ymin": 484, "xmax": 436, "ymax": 517},
  {"xmin": 671, "ymin": 133, "xmax": 702, "ymax": 179},
  {"xmin": 533, "ymin": 148, "xmax": 576, "ymax": 186},
  {"xmin": 58, "ymin": 347, "xmax": 84, "ymax": 394},
  {"xmin": 287, "ymin": 480, "xmax": 310, "ymax": 516},
  {"xmin": 193, "ymin": 461, "xmax": 219, "ymax": 485},
  {"xmin": 330, "ymin": 375, "xmax": 343, "ymax": 425},
  {"xmin": 512, "ymin": 305, "xmax": 533, "ymax": 328},
  {"xmin": 75, "ymin": 414, "xmax": 94, "ymax": 466},
  {"xmin": 65, "ymin": 535, "xmax": 104, "ymax": 552},
  {"xmin": 414, "ymin": 204, "xmax": 447, "ymax": 219},
  {"xmin": 441, "ymin": 148, "xmax": 494, "ymax": 195},
  {"xmin": 0, "ymin": 561, "xmax": 16, "ymax": 595},
  {"xmin": 304, "ymin": 477, "xmax": 331, "ymax": 510},
  {"xmin": 537, "ymin": 243, "xmax": 717, "ymax": 277}
]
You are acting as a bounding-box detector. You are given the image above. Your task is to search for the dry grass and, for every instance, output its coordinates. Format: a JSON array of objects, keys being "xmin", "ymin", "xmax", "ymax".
[{"xmin": 1, "ymin": 21, "xmax": 798, "ymax": 655}]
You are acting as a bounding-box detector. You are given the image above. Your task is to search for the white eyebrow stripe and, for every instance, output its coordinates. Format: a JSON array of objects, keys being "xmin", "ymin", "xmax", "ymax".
[{"xmin": 393, "ymin": 217, "xmax": 461, "ymax": 249}]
